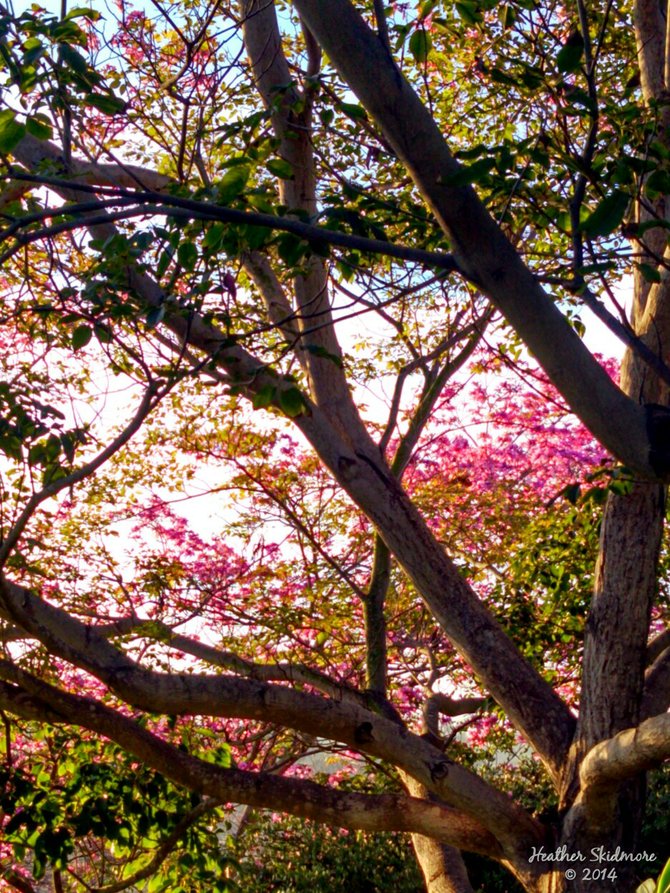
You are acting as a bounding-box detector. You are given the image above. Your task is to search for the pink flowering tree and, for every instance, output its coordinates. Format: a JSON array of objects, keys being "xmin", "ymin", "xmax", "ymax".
[{"xmin": 0, "ymin": 1, "xmax": 668, "ymax": 892}]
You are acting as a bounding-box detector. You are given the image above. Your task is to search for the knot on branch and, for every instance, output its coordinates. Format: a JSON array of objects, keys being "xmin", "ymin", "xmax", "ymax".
[
  {"xmin": 354, "ymin": 721, "xmax": 374, "ymax": 744},
  {"xmin": 429, "ymin": 760, "xmax": 451, "ymax": 782},
  {"xmin": 337, "ymin": 455, "xmax": 358, "ymax": 481}
]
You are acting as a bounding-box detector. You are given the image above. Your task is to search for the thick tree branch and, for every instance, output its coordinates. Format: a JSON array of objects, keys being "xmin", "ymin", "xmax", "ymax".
[
  {"xmin": 291, "ymin": 0, "xmax": 657, "ymax": 477},
  {"xmin": 634, "ymin": 0, "xmax": 667, "ymax": 100},
  {"xmin": 0, "ymin": 585, "xmax": 541, "ymax": 853},
  {"xmin": 364, "ymin": 535, "xmax": 391, "ymax": 696},
  {"xmin": 240, "ymin": 0, "xmax": 378, "ymax": 446},
  {"xmin": 8, "ymin": 133, "xmax": 171, "ymax": 192},
  {"xmin": 109, "ymin": 615, "xmax": 374, "ymax": 705},
  {"xmin": 422, "ymin": 694, "xmax": 488, "ymax": 743},
  {"xmin": 288, "ymin": 416, "xmax": 576, "ymax": 780},
  {"xmin": 1, "ymin": 872, "xmax": 36, "ymax": 893},
  {"xmin": 241, "ymin": 249, "xmax": 305, "ymax": 358},
  {"xmin": 576, "ymin": 713, "xmax": 670, "ymax": 833},
  {"xmin": 0, "ymin": 672, "xmax": 506, "ymax": 860},
  {"xmin": 2, "ymin": 612, "xmax": 398, "ymax": 717}
]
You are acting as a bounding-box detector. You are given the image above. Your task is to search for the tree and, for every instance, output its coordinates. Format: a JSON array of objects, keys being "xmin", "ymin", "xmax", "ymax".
[{"xmin": 0, "ymin": 0, "xmax": 668, "ymax": 890}]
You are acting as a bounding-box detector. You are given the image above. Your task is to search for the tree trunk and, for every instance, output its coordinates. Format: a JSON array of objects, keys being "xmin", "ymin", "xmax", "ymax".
[
  {"xmin": 402, "ymin": 774, "xmax": 476, "ymax": 893},
  {"xmin": 547, "ymin": 0, "xmax": 670, "ymax": 887},
  {"xmin": 410, "ymin": 834, "xmax": 475, "ymax": 893}
]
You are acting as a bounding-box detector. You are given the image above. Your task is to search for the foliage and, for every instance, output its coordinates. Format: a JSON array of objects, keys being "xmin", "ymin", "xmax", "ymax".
[
  {"xmin": 232, "ymin": 812, "xmax": 422, "ymax": 893},
  {"xmin": 0, "ymin": 725, "xmax": 235, "ymax": 892},
  {"xmin": 0, "ymin": 0, "xmax": 667, "ymax": 891}
]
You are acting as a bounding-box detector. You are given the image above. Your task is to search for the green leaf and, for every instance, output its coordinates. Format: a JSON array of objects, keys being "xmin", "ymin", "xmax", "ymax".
[
  {"xmin": 246, "ymin": 191, "xmax": 274, "ymax": 213},
  {"xmin": 657, "ymin": 857, "xmax": 670, "ymax": 893},
  {"xmin": 25, "ymin": 115, "xmax": 52, "ymax": 140},
  {"xmin": 307, "ymin": 237, "xmax": 330, "ymax": 258},
  {"xmin": 277, "ymin": 233, "xmax": 308, "ymax": 266},
  {"xmin": 252, "ymin": 384, "xmax": 276, "ymax": 410},
  {"xmin": 59, "ymin": 43, "xmax": 100, "ymax": 88},
  {"xmin": 519, "ymin": 63, "xmax": 545, "ymax": 89},
  {"xmin": 580, "ymin": 190, "xmax": 629, "ymax": 237},
  {"xmin": 278, "ymin": 387, "xmax": 306, "ymax": 418},
  {"xmin": 156, "ymin": 246, "xmax": 175, "ymax": 278},
  {"xmin": 146, "ymin": 305, "xmax": 165, "ymax": 328},
  {"xmin": 441, "ymin": 157, "xmax": 495, "ymax": 187},
  {"xmin": 51, "ymin": 19, "xmax": 88, "ymax": 46},
  {"xmin": 635, "ymin": 218, "xmax": 670, "ymax": 235},
  {"xmin": 556, "ymin": 31, "xmax": 584, "ymax": 73},
  {"xmin": 203, "ymin": 223, "xmax": 225, "ymax": 252},
  {"xmin": 644, "ymin": 169, "xmax": 670, "ymax": 198},
  {"xmin": 455, "ymin": 0, "xmax": 481, "ymax": 25},
  {"xmin": 147, "ymin": 872, "xmax": 169, "ymax": 893},
  {"xmin": 498, "ymin": 4, "xmax": 516, "ymax": 28},
  {"xmin": 489, "ymin": 66, "xmax": 517, "ymax": 87},
  {"xmin": 215, "ymin": 165, "xmax": 251, "ymax": 204},
  {"xmin": 66, "ymin": 6, "xmax": 102, "ymax": 20},
  {"xmin": 240, "ymin": 223, "xmax": 271, "ymax": 250},
  {"xmin": 177, "ymin": 241, "xmax": 198, "ymax": 271},
  {"xmin": 0, "ymin": 110, "xmax": 26, "ymax": 153},
  {"xmin": 304, "ymin": 343, "xmax": 343, "ymax": 367},
  {"xmin": 71, "ymin": 325, "xmax": 92, "ymax": 351},
  {"xmin": 85, "ymin": 93, "xmax": 126, "ymax": 115},
  {"xmin": 340, "ymin": 102, "xmax": 367, "ymax": 121},
  {"xmin": 22, "ymin": 37, "xmax": 45, "ymax": 66},
  {"xmin": 409, "ymin": 29, "xmax": 432, "ymax": 64},
  {"xmin": 636, "ymin": 262, "xmax": 662, "ymax": 283},
  {"xmin": 266, "ymin": 158, "xmax": 294, "ymax": 179},
  {"xmin": 561, "ymin": 483, "xmax": 580, "ymax": 505},
  {"xmin": 60, "ymin": 433, "xmax": 76, "ymax": 463}
]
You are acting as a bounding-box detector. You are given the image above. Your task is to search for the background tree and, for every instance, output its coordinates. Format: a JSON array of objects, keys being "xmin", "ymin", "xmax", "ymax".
[{"xmin": 0, "ymin": 0, "xmax": 668, "ymax": 891}]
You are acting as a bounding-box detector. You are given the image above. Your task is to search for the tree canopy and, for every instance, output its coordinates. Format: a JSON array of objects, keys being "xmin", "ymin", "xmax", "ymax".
[{"xmin": 0, "ymin": 0, "xmax": 669, "ymax": 891}]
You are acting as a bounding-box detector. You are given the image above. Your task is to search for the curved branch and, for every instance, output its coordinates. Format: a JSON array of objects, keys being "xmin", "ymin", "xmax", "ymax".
[
  {"xmin": 1, "ymin": 872, "xmax": 36, "ymax": 893},
  {"xmin": 578, "ymin": 713, "xmax": 670, "ymax": 832},
  {"xmin": 288, "ymin": 418, "xmax": 576, "ymax": 780},
  {"xmin": 10, "ymin": 133, "xmax": 171, "ymax": 192},
  {"xmin": 5, "ymin": 609, "xmax": 381, "ymax": 712},
  {"xmin": 0, "ymin": 673, "xmax": 504, "ymax": 860},
  {"xmin": 422, "ymin": 694, "xmax": 488, "ymax": 743},
  {"xmin": 107, "ymin": 615, "xmax": 373, "ymax": 705},
  {"xmin": 3, "ymin": 171, "xmax": 461, "ymax": 273},
  {"xmin": 0, "ymin": 585, "xmax": 542, "ymax": 851}
]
